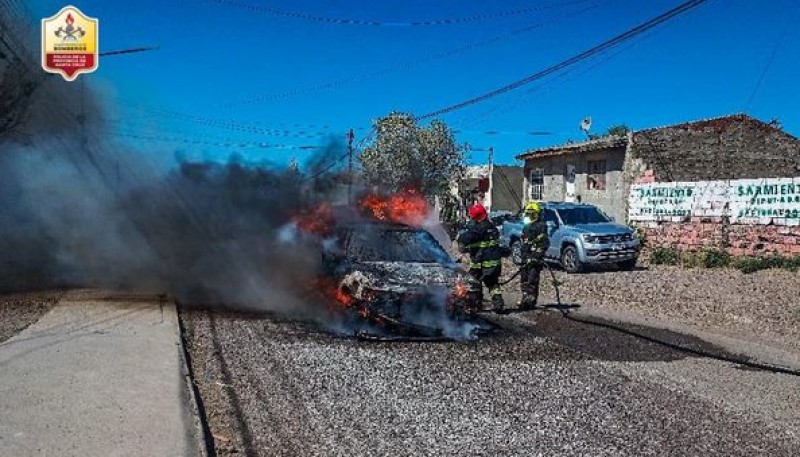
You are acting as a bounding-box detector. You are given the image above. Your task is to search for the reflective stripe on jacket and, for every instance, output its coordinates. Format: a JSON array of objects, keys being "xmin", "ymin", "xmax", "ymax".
[
  {"xmin": 522, "ymin": 220, "xmax": 549, "ymax": 257},
  {"xmin": 457, "ymin": 219, "xmax": 502, "ymax": 275}
]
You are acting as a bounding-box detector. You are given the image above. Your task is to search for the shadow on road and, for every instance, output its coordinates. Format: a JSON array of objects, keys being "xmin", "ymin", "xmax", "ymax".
[{"xmin": 507, "ymin": 308, "xmax": 743, "ymax": 364}]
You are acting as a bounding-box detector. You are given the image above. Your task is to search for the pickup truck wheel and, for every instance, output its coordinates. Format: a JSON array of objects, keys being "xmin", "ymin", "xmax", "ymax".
[
  {"xmin": 510, "ymin": 239, "xmax": 524, "ymax": 266},
  {"xmin": 561, "ymin": 246, "xmax": 583, "ymax": 273}
]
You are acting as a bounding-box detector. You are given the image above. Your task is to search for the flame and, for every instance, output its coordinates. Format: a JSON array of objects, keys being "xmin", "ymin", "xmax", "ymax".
[
  {"xmin": 312, "ymin": 277, "xmax": 355, "ymax": 312},
  {"xmin": 293, "ymin": 203, "xmax": 334, "ymax": 236},
  {"xmin": 359, "ymin": 189, "xmax": 428, "ymax": 227},
  {"xmin": 66, "ymin": 13, "xmax": 74, "ymax": 25},
  {"xmin": 454, "ymin": 281, "xmax": 469, "ymax": 299}
]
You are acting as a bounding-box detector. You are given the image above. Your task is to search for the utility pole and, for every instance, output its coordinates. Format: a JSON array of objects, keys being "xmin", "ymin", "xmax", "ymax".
[
  {"xmin": 487, "ymin": 146, "xmax": 494, "ymax": 213},
  {"xmin": 347, "ymin": 128, "xmax": 354, "ymax": 205}
]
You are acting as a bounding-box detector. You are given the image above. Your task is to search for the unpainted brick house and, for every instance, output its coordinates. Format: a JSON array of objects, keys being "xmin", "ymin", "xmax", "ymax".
[{"xmin": 516, "ymin": 114, "xmax": 800, "ymax": 224}]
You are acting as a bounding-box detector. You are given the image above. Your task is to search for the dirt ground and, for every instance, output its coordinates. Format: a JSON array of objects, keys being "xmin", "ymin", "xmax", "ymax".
[
  {"xmin": 180, "ymin": 306, "xmax": 800, "ymax": 456},
  {"xmin": 496, "ymin": 257, "xmax": 800, "ymax": 353}
]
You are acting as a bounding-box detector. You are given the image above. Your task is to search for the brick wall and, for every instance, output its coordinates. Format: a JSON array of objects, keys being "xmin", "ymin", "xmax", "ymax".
[
  {"xmin": 637, "ymin": 220, "xmax": 800, "ymax": 257},
  {"xmin": 630, "ymin": 115, "xmax": 800, "ymax": 182}
]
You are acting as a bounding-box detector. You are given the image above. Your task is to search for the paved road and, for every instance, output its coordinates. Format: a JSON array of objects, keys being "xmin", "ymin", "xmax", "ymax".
[
  {"xmin": 183, "ymin": 303, "xmax": 800, "ymax": 456},
  {"xmin": 0, "ymin": 290, "xmax": 200, "ymax": 456}
]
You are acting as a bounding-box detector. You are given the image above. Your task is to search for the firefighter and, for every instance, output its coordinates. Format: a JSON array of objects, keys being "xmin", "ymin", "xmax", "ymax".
[
  {"xmin": 457, "ymin": 204, "xmax": 505, "ymax": 313},
  {"xmin": 519, "ymin": 201, "xmax": 549, "ymax": 310}
]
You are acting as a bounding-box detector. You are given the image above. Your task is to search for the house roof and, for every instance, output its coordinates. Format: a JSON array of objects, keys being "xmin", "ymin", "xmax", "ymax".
[
  {"xmin": 515, "ymin": 135, "xmax": 627, "ymax": 160},
  {"xmin": 514, "ymin": 113, "xmax": 794, "ymax": 161}
]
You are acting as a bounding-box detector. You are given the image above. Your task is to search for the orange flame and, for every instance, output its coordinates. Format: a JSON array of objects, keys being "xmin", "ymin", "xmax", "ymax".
[
  {"xmin": 454, "ymin": 281, "xmax": 469, "ymax": 299},
  {"xmin": 66, "ymin": 13, "xmax": 74, "ymax": 25},
  {"xmin": 293, "ymin": 203, "xmax": 334, "ymax": 236},
  {"xmin": 312, "ymin": 277, "xmax": 355, "ymax": 311},
  {"xmin": 359, "ymin": 189, "xmax": 428, "ymax": 227}
]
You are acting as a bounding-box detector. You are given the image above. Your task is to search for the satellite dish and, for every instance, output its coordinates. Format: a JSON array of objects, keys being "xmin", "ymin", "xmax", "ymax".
[{"xmin": 580, "ymin": 117, "xmax": 592, "ymax": 133}]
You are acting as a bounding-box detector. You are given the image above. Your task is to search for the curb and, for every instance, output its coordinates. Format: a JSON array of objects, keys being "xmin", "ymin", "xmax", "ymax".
[{"xmin": 174, "ymin": 299, "xmax": 217, "ymax": 457}]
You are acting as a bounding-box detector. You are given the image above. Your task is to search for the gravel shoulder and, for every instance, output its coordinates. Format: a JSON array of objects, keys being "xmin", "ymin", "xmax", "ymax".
[
  {"xmin": 497, "ymin": 258, "xmax": 800, "ymax": 353},
  {"xmin": 0, "ymin": 291, "xmax": 61, "ymax": 343}
]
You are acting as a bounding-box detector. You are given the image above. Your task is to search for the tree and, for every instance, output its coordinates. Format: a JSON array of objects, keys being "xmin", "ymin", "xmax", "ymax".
[
  {"xmin": 606, "ymin": 124, "xmax": 631, "ymax": 137},
  {"xmin": 587, "ymin": 124, "xmax": 630, "ymax": 141},
  {"xmin": 359, "ymin": 112, "xmax": 465, "ymax": 198},
  {"xmin": 768, "ymin": 118, "xmax": 783, "ymax": 130}
]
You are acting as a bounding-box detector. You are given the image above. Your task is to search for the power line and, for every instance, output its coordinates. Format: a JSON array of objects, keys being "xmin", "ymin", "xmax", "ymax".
[
  {"xmin": 201, "ymin": 0, "xmax": 596, "ymax": 27},
  {"xmin": 119, "ymin": 102, "xmax": 367, "ymax": 137},
  {"xmin": 743, "ymin": 25, "xmax": 787, "ymax": 111},
  {"xmin": 99, "ymin": 46, "xmax": 160, "ymax": 57},
  {"xmin": 419, "ymin": 0, "xmax": 711, "ymax": 119},
  {"xmin": 454, "ymin": 129, "xmax": 554, "ymax": 136},
  {"xmin": 119, "ymin": 108, "xmax": 337, "ymax": 139},
  {"xmin": 302, "ymin": 127, "xmax": 376, "ymax": 181},
  {"xmin": 452, "ymin": 18, "xmax": 659, "ymax": 130},
  {"xmin": 217, "ymin": 0, "xmax": 606, "ymax": 107},
  {"xmin": 303, "ymin": 152, "xmax": 349, "ymax": 181},
  {"xmin": 113, "ymin": 132, "xmax": 325, "ymax": 150}
]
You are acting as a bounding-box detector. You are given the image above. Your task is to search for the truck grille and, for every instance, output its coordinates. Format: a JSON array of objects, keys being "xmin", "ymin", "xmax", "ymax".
[{"xmin": 596, "ymin": 234, "xmax": 633, "ymax": 244}]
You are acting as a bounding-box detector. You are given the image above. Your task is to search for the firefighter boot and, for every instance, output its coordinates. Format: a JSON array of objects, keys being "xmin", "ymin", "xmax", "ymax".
[
  {"xmin": 490, "ymin": 288, "xmax": 507, "ymax": 314},
  {"xmin": 517, "ymin": 294, "xmax": 537, "ymax": 311}
]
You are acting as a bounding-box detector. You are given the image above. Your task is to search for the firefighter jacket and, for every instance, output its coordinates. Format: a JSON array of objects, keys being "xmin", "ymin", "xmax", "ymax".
[
  {"xmin": 457, "ymin": 219, "xmax": 502, "ymax": 275},
  {"xmin": 522, "ymin": 219, "xmax": 549, "ymax": 261}
]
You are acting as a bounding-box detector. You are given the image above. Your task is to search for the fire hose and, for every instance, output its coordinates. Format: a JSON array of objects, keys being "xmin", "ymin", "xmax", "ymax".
[{"xmin": 501, "ymin": 260, "xmax": 800, "ymax": 377}]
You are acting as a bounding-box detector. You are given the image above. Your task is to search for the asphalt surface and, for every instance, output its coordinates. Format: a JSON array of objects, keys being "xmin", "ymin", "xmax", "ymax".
[{"xmin": 182, "ymin": 303, "xmax": 800, "ymax": 456}]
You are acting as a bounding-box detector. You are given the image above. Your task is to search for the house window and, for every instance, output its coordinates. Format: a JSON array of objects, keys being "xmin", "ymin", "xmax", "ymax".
[
  {"xmin": 587, "ymin": 160, "xmax": 606, "ymax": 190},
  {"xmin": 529, "ymin": 168, "xmax": 544, "ymax": 201}
]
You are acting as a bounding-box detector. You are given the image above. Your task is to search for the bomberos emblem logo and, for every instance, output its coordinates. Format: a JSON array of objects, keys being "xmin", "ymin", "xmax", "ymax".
[{"xmin": 41, "ymin": 6, "xmax": 98, "ymax": 81}]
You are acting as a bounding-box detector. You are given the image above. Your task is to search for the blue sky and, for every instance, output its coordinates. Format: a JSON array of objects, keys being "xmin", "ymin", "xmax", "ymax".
[{"xmin": 25, "ymin": 0, "xmax": 800, "ymax": 166}]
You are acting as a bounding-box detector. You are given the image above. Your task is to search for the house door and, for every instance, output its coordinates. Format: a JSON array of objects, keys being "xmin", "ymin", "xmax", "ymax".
[{"xmin": 565, "ymin": 164, "xmax": 576, "ymax": 202}]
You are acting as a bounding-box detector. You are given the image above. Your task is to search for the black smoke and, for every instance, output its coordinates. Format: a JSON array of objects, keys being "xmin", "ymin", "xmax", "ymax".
[{"xmin": 0, "ymin": 63, "xmax": 347, "ymax": 316}]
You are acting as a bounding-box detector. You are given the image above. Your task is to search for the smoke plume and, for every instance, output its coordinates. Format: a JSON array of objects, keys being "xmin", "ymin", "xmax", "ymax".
[{"xmin": 0, "ymin": 68, "xmax": 347, "ymax": 320}]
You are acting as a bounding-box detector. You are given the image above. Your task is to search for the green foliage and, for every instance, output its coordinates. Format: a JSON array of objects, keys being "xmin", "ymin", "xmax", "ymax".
[
  {"xmin": 650, "ymin": 248, "xmax": 797, "ymax": 274},
  {"xmin": 630, "ymin": 225, "xmax": 647, "ymax": 248},
  {"xmin": 734, "ymin": 256, "xmax": 800, "ymax": 274},
  {"xmin": 680, "ymin": 251, "xmax": 703, "ymax": 268},
  {"xmin": 702, "ymin": 250, "xmax": 731, "ymax": 268},
  {"xmin": 606, "ymin": 124, "xmax": 631, "ymax": 137},
  {"xmin": 586, "ymin": 124, "xmax": 630, "ymax": 141},
  {"xmin": 676, "ymin": 250, "xmax": 729, "ymax": 268},
  {"xmin": 650, "ymin": 247, "xmax": 679, "ymax": 265},
  {"xmin": 359, "ymin": 112, "xmax": 465, "ymax": 198}
]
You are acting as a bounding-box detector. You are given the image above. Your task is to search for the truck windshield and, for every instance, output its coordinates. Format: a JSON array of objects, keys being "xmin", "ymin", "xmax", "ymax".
[
  {"xmin": 557, "ymin": 207, "xmax": 611, "ymax": 225},
  {"xmin": 348, "ymin": 228, "xmax": 453, "ymax": 264}
]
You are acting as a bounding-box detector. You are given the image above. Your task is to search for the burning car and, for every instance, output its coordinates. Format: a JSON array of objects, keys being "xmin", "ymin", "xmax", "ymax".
[{"xmin": 320, "ymin": 221, "xmax": 488, "ymax": 340}]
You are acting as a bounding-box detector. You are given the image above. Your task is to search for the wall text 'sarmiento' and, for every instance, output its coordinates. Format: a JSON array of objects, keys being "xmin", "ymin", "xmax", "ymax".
[{"xmin": 630, "ymin": 177, "xmax": 800, "ymax": 225}]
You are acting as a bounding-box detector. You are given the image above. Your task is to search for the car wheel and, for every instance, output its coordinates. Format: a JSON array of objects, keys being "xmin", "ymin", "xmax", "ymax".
[
  {"xmin": 511, "ymin": 239, "xmax": 524, "ymax": 266},
  {"xmin": 618, "ymin": 259, "xmax": 637, "ymax": 271},
  {"xmin": 561, "ymin": 245, "xmax": 583, "ymax": 273}
]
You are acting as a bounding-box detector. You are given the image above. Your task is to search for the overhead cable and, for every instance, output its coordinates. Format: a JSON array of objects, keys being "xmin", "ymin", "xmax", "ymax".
[
  {"xmin": 201, "ymin": 0, "xmax": 595, "ymax": 27},
  {"xmin": 418, "ymin": 0, "xmax": 711, "ymax": 119},
  {"xmin": 218, "ymin": 0, "xmax": 606, "ymax": 107}
]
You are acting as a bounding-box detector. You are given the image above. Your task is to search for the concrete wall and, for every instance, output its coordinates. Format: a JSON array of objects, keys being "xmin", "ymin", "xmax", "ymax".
[
  {"xmin": 523, "ymin": 146, "xmax": 628, "ymax": 222},
  {"xmin": 491, "ymin": 165, "xmax": 525, "ymax": 212}
]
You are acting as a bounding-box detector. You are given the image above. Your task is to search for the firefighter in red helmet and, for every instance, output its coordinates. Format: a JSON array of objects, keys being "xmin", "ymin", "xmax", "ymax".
[{"xmin": 457, "ymin": 204, "xmax": 505, "ymax": 313}]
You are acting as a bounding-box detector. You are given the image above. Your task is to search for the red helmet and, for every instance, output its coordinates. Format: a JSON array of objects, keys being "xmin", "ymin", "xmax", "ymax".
[{"xmin": 468, "ymin": 204, "xmax": 488, "ymax": 221}]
